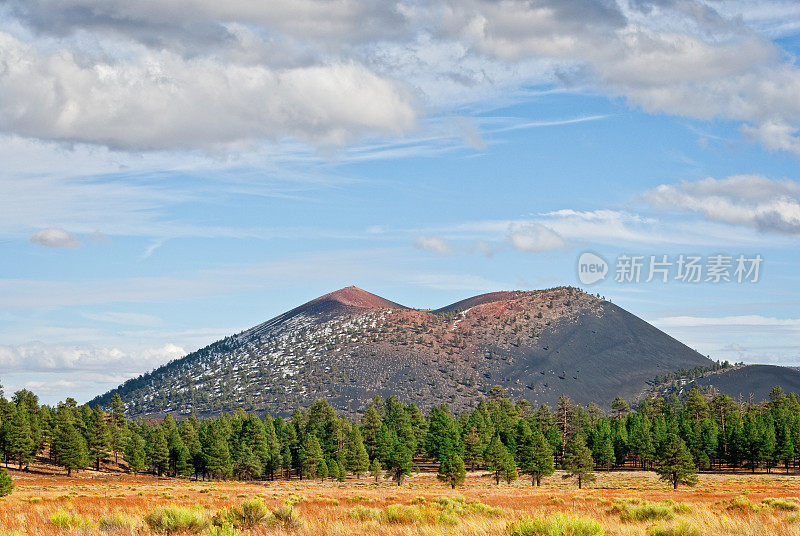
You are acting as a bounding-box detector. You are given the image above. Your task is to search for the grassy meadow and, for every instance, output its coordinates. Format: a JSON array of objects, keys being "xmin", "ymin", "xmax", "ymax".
[{"xmin": 1, "ymin": 468, "xmax": 799, "ymax": 536}]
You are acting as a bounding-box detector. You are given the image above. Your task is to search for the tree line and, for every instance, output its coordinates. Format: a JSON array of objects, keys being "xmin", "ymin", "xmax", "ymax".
[{"xmin": 1, "ymin": 381, "xmax": 799, "ymax": 491}]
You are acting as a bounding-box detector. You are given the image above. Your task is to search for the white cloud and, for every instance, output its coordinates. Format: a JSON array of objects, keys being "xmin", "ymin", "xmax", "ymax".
[
  {"xmin": 507, "ymin": 223, "xmax": 566, "ymax": 252},
  {"xmin": 656, "ymin": 315, "xmax": 800, "ymax": 328},
  {"xmin": 436, "ymin": 0, "xmax": 800, "ymax": 155},
  {"xmin": 414, "ymin": 235, "xmax": 455, "ymax": 255},
  {"xmin": 29, "ymin": 228, "xmax": 81, "ymax": 248},
  {"xmin": 80, "ymin": 311, "xmax": 162, "ymax": 326},
  {"xmin": 0, "ymin": 341, "xmax": 186, "ymax": 373},
  {"xmin": 0, "ymin": 0, "xmax": 799, "ymax": 154},
  {"xmin": 643, "ymin": 175, "xmax": 800, "ymax": 235},
  {"xmin": 0, "ymin": 32, "xmax": 416, "ymax": 150}
]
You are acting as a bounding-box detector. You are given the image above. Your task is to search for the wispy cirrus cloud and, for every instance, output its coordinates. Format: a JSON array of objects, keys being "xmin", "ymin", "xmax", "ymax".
[{"xmin": 656, "ymin": 315, "xmax": 800, "ymax": 329}]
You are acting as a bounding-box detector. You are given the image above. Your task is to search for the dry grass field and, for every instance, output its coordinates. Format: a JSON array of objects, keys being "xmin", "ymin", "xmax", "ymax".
[{"xmin": 1, "ymin": 467, "xmax": 799, "ymax": 536}]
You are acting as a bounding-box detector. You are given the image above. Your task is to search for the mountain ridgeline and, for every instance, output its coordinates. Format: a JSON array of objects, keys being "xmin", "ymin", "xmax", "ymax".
[{"xmin": 90, "ymin": 286, "xmax": 798, "ymax": 417}]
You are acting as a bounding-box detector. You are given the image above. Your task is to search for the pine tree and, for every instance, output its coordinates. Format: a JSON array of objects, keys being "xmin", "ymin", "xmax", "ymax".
[
  {"xmin": 385, "ymin": 396, "xmax": 417, "ymax": 454},
  {"xmin": 589, "ymin": 421, "xmax": 615, "ymax": 470},
  {"xmin": 262, "ymin": 414, "xmax": 282, "ymax": 480},
  {"xmin": 345, "ymin": 426, "xmax": 370, "ymax": 477},
  {"xmin": 0, "ymin": 467, "xmax": 13, "ymax": 496},
  {"xmin": 611, "ymin": 397, "xmax": 631, "ymax": 419},
  {"xmin": 109, "ymin": 393, "xmax": 128, "ymax": 464},
  {"xmin": 361, "ymin": 405, "xmax": 383, "ymax": 459},
  {"xmin": 87, "ymin": 406, "xmax": 111, "ymax": 471},
  {"xmin": 52, "ymin": 417, "xmax": 88, "ymax": 476},
  {"xmin": 485, "ymin": 436, "xmax": 510, "ymax": 485},
  {"xmin": 166, "ymin": 427, "xmax": 190, "ymax": 477},
  {"xmin": 656, "ymin": 434, "xmax": 697, "ymax": 489},
  {"xmin": 518, "ymin": 425, "xmax": 554, "ymax": 486},
  {"xmin": 336, "ymin": 460, "xmax": 346, "ymax": 482},
  {"xmin": 463, "ymin": 426, "xmax": 483, "ymax": 469},
  {"xmin": 202, "ymin": 422, "xmax": 233, "ymax": 480},
  {"xmin": 778, "ymin": 425, "xmax": 795, "ymax": 473},
  {"xmin": 407, "ymin": 403, "xmax": 428, "ymax": 455},
  {"xmin": 437, "ymin": 454, "xmax": 466, "ymax": 489},
  {"xmin": 562, "ymin": 434, "xmax": 595, "ymax": 489},
  {"xmin": 556, "ymin": 395, "xmax": 575, "ymax": 459},
  {"xmin": 6, "ymin": 406, "xmax": 35, "ymax": 470},
  {"xmin": 425, "ymin": 405, "xmax": 461, "ymax": 461},
  {"xmin": 318, "ymin": 457, "xmax": 329, "ymax": 481},
  {"xmin": 124, "ymin": 431, "xmax": 146, "ymax": 473},
  {"xmin": 385, "ymin": 439, "xmax": 413, "ymax": 486},
  {"xmin": 501, "ymin": 449, "xmax": 517, "ymax": 484},
  {"xmin": 179, "ymin": 419, "xmax": 202, "ymax": 479},
  {"xmin": 147, "ymin": 427, "xmax": 170, "ymax": 476},
  {"xmin": 370, "ymin": 457, "xmax": 382, "ymax": 482},
  {"xmin": 301, "ymin": 434, "xmax": 325, "ymax": 479}
]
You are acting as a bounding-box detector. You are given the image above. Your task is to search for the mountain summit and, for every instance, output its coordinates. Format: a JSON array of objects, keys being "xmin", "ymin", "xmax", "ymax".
[
  {"xmin": 91, "ymin": 286, "xmax": 736, "ymax": 417},
  {"xmin": 302, "ymin": 285, "xmax": 406, "ymax": 311}
]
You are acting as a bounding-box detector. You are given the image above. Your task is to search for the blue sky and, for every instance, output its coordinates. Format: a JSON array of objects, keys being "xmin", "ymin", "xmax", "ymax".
[{"xmin": 1, "ymin": 0, "xmax": 799, "ymax": 403}]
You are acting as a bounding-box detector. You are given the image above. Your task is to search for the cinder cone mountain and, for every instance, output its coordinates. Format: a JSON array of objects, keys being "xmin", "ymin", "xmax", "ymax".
[{"xmin": 90, "ymin": 286, "xmax": 800, "ymax": 416}]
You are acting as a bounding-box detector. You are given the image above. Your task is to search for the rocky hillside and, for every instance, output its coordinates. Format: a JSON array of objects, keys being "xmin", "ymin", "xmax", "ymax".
[{"xmin": 90, "ymin": 286, "xmax": 714, "ymax": 417}]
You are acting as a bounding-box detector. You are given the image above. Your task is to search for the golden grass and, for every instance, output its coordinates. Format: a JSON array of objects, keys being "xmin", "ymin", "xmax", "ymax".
[{"xmin": 1, "ymin": 469, "xmax": 799, "ymax": 536}]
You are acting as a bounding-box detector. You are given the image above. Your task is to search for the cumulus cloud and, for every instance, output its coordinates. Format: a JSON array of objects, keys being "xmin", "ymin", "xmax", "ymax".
[
  {"xmin": 434, "ymin": 0, "xmax": 800, "ymax": 155},
  {"xmin": 507, "ymin": 223, "xmax": 566, "ymax": 252},
  {"xmin": 0, "ymin": 341, "xmax": 186, "ymax": 373},
  {"xmin": 0, "ymin": 32, "xmax": 416, "ymax": 150},
  {"xmin": 414, "ymin": 235, "xmax": 455, "ymax": 255},
  {"xmin": 0, "ymin": 0, "xmax": 800, "ymax": 153},
  {"xmin": 643, "ymin": 175, "xmax": 800, "ymax": 235},
  {"xmin": 29, "ymin": 228, "xmax": 81, "ymax": 248}
]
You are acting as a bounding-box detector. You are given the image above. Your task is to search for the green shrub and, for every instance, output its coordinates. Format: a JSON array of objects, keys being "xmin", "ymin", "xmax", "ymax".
[
  {"xmin": 272, "ymin": 506, "xmax": 301, "ymax": 529},
  {"xmin": 211, "ymin": 508, "xmax": 241, "ymax": 529},
  {"xmin": 609, "ymin": 499, "xmax": 676, "ymax": 522},
  {"xmin": 648, "ymin": 522, "xmax": 700, "ymax": 536},
  {"xmin": 510, "ymin": 514, "xmax": 603, "ymax": 536},
  {"xmin": 50, "ymin": 509, "xmax": 94, "ymax": 529},
  {"xmin": 384, "ymin": 504, "xmax": 425, "ymax": 524},
  {"xmin": 98, "ymin": 513, "xmax": 137, "ymax": 531},
  {"xmin": 609, "ymin": 499, "xmax": 690, "ymax": 522},
  {"xmin": 50, "ymin": 510, "xmax": 72, "ymax": 528},
  {"xmin": 284, "ymin": 494, "xmax": 304, "ymax": 506},
  {"xmin": 206, "ymin": 525, "xmax": 243, "ymax": 536},
  {"xmin": 762, "ymin": 498, "xmax": 798, "ymax": 511},
  {"xmin": 239, "ymin": 499, "xmax": 269, "ymax": 528},
  {"xmin": 726, "ymin": 496, "xmax": 760, "ymax": 513},
  {"xmin": 349, "ymin": 505, "xmax": 383, "ymax": 521},
  {"xmin": 0, "ymin": 468, "xmax": 13, "ymax": 497},
  {"xmin": 438, "ymin": 510, "xmax": 460, "ymax": 526},
  {"xmin": 465, "ymin": 501, "xmax": 503, "ymax": 517},
  {"xmin": 144, "ymin": 506, "xmax": 209, "ymax": 534}
]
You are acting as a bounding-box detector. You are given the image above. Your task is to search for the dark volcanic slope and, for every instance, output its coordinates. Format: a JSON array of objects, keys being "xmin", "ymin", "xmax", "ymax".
[
  {"xmin": 92, "ymin": 286, "xmax": 713, "ymax": 417},
  {"xmin": 502, "ymin": 302, "xmax": 711, "ymax": 407},
  {"xmin": 692, "ymin": 365, "xmax": 800, "ymax": 402}
]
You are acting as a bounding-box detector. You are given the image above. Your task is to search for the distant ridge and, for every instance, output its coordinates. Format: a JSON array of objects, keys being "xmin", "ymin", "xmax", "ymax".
[{"xmin": 89, "ymin": 285, "xmax": 784, "ymax": 418}]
